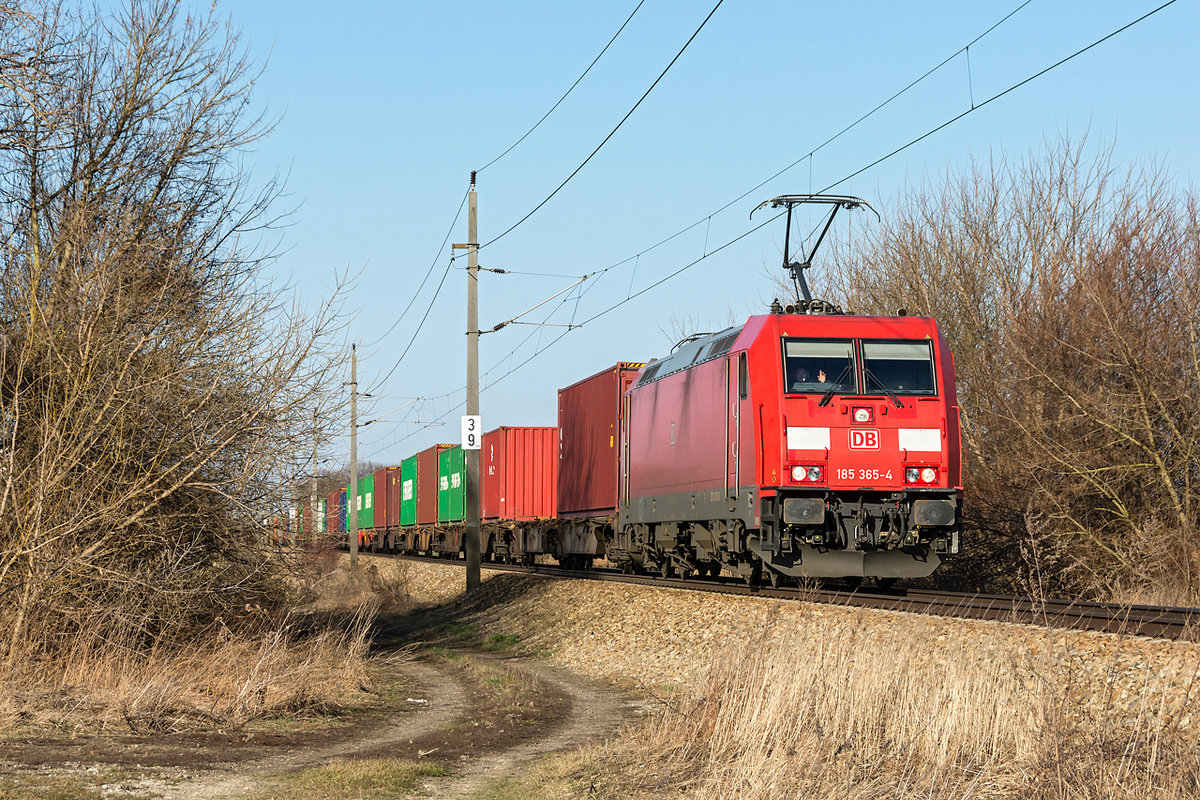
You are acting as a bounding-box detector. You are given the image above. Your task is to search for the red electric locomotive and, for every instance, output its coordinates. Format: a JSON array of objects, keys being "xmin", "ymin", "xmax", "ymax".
[
  {"xmin": 611, "ymin": 195, "xmax": 962, "ymax": 584},
  {"xmin": 613, "ymin": 311, "xmax": 962, "ymax": 584}
]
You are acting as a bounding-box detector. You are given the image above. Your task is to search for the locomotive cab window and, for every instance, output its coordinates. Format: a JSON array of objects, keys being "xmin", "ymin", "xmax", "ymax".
[
  {"xmin": 861, "ymin": 340, "xmax": 936, "ymax": 395},
  {"xmin": 782, "ymin": 339, "xmax": 856, "ymax": 394}
]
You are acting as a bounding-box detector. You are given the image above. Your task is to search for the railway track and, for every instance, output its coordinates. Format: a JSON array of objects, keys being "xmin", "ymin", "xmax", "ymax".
[{"xmin": 384, "ymin": 552, "xmax": 1200, "ymax": 641}]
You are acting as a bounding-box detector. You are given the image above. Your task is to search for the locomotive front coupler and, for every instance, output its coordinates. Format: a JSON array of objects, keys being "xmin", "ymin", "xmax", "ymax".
[{"xmin": 853, "ymin": 520, "xmax": 868, "ymax": 549}]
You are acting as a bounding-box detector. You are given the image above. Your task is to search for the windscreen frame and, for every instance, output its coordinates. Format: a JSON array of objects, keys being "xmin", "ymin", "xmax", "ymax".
[
  {"xmin": 860, "ymin": 338, "xmax": 939, "ymax": 397},
  {"xmin": 780, "ymin": 336, "xmax": 940, "ymax": 398},
  {"xmin": 781, "ymin": 337, "xmax": 858, "ymax": 395}
]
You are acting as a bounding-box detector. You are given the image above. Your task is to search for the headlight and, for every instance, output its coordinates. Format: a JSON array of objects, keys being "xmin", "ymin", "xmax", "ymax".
[
  {"xmin": 853, "ymin": 407, "xmax": 874, "ymax": 424},
  {"xmin": 791, "ymin": 465, "xmax": 824, "ymax": 483},
  {"xmin": 905, "ymin": 465, "xmax": 939, "ymax": 484}
]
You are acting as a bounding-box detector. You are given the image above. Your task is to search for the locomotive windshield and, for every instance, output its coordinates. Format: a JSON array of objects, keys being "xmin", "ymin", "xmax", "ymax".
[
  {"xmin": 782, "ymin": 337, "xmax": 937, "ymax": 396},
  {"xmin": 783, "ymin": 339, "xmax": 856, "ymax": 393},
  {"xmin": 861, "ymin": 340, "xmax": 936, "ymax": 395}
]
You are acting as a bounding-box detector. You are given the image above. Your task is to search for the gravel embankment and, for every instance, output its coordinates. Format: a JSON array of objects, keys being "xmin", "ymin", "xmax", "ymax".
[{"xmin": 365, "ymin": 555, "xmax": 1200, "ymax": 729}]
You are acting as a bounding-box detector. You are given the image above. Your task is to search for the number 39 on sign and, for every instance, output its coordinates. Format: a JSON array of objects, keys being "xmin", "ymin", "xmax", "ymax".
[{"xmin": 461, "ymin": 415, "xmax": 482, "ymax": 449}]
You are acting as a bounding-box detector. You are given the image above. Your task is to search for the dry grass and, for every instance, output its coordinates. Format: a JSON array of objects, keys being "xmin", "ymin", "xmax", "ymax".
[
  {"xmin": 0, "ymin": 610, "xmax": 376, "ymax": 736},
  {"xmin": 0, "ymin": 553, "xmax": 419, "ymax": 738},
  {"xmin": 592, "ymin": 616, "xmax": 1200, "ymax": 799}
]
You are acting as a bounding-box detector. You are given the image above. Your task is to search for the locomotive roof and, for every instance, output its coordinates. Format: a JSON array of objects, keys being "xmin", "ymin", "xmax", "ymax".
[
  {"xmin": 634, "ymin": 324, "xmax": 746, "ymax": 387},
  {"xmin": 634, "ymin": 313, "xmax": 943, "ymax": 388},
  {"xmin": 742, "ymin": 312, "xmax": 941, "ymax": 341}
]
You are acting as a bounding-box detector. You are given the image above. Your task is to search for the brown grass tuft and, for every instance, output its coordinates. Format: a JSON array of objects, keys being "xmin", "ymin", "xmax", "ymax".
[
  {"xmin": 594, "ymin": 618, "xmax": 1200, "ymax": 799},
  {"xmin": 0, "ymin": 607, "xmax": 379, "ymax": 736}
]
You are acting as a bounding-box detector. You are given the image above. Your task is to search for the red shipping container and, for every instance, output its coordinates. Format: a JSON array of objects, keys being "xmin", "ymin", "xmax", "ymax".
[
  {"xmin": 557, "ymin": 362, "xmax": 643, "ymax": 518},
  {"xmin": 385, "ymin": 465, "xmax": 402, "ymax": 528},
  {"xmin": 373, "ymin": 467, "xmax": 388, "ymax": 529},
  {"xmin": 416, "ymin": 444, "xmax": 452, "ymax": 525},
  {"xmin": 482, "ymin": 426, "xmax": 557, "ymax": 521}
]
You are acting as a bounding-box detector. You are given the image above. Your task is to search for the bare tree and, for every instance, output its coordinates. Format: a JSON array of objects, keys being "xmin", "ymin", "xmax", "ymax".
[
  {"xmin": 0, "ymin": 1, "xmax": 347, "ymax": 664},
  {"xmin": 655, "ymin": 307, "xmax": 740, "ymax": 349},
  {"xmin": 814, "ymin": 137, "xmax": 1200, "ymax": 602}
]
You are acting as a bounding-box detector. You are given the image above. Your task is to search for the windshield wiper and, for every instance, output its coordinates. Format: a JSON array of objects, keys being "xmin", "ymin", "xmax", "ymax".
[
  {"xmin": 864, "ymin": 367, "xmax": 905, "ymax": 408},
  {"xmin": 817, "ymin": 365, "xmax": 853, "ymax": 407}
]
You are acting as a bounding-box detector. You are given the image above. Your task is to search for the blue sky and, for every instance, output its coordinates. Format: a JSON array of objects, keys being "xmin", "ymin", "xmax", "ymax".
[{"xmin": 222, "ymin": 0, "xmax": 1196, "ymax": 467}]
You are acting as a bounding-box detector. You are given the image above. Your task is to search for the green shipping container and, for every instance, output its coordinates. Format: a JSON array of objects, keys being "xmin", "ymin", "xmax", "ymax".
[
  {"xmin": 437, "ymin": 445, "xmax": 464, "ymax": 524},
  {"xmin": 344, "ymin": 483, "xmax": 351, "ymax": 531},
  {"xmin": 356, "ymin": 473, "xmax": 375, "ymax": 531},
  {"xmin": 401, "ymin": 455, "xmax": 417, "ymax": 526}
]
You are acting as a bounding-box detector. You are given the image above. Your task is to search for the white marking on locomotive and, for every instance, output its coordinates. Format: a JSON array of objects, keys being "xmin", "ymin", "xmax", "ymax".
[
  {"xmin": 848, "ymin": 429, "xmax": 880, "ymax": 450},
  {"xmin": 898, "ymin": 428, "xmax": 941, "ymax": 452},
  {"xmin": 787, "ymin": 426, "xmax": 830, "ymax": 450}
]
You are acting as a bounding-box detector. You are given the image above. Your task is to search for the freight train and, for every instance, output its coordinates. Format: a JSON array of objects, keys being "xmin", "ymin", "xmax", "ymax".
[{"xmin": 302, "ymin": 305, "xmax": 963, "ymax": 587}]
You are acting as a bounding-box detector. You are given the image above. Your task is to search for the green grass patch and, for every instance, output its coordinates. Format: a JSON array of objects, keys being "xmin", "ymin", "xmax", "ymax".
[
  {"xmin": 251, "ymin": 758, "xmax": 448, "ymax": 799},
  {"xmin": 483, "ymin": 633, "xmax": 521, "ymax": 650},
  {"xmin": 468, "ymin": 749, "xmax": 603, "ymax": 800},
  {"xmin": 0, "ymin": 768, "xmax": 140, "ymax": 800},
  {"xmin": 424, "ymin": 645, "xmax": 465, "ymax": 661},
  {"xmin": 0, "ymin": 780, "xmax": 100, "ymax": 800},
  {"xmin": 441, "ymin": 621, "xmax": 476, "ymax": 641},
  {"xmin": 472, "ymin": 775, "xmax": 526, "ymax": 799}
]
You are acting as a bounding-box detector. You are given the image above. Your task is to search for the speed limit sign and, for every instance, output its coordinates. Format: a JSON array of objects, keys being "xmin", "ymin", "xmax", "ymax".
[{"xmin": 461, "ymin": 415, "xmax": 481, "ymax": 449}]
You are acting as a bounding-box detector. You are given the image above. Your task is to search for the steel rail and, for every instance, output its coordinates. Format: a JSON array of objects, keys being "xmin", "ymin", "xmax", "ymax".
[{"xmin": 369, "ymin": 552, "xmax": 1199, "ymax": 641}]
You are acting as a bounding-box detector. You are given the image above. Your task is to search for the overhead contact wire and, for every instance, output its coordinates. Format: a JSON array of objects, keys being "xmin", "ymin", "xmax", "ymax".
[
  {"xmin": 476, "ymin": 0, "xmax": 647, "ymax": 173},
  {"xmin": 375, "ymin": 254, "xmax": 457, "ymax": 389},
  {"xmin": 520, "ymin": 0, "xmax": 1034, "ymax": 292},
  {"xmin": 380, "ymin": 214, "xmax": 782, "ymax": 447},
  {"xmin": 364, "ymin": 188, "xmax": 469, "ymax": 351},
  {"xmin": 480, "ymin": 0, "xmax": 726, "ymax": 250},
  {"xmin": 819, "ymin": 0, "xmax": 1179, "ymax": 195}
]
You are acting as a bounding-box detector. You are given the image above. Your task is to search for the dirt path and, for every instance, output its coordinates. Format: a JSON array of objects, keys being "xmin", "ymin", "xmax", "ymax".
[
  {"xmin": 419, "ymin": 654, "xmax": 635, "ymax": 798},
  {"xmin": 152, "ymin": 658, "xmax": 466, "ymax": 799},
  {"xmin": 143, "ymin": 651, "xmax": 633, "ymax": 799}
]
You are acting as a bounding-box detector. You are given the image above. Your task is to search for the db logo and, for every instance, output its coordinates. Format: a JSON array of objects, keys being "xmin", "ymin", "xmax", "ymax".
[{"xmin": 849, "ymin": 429, "xmax": 880, "ymax": 450}]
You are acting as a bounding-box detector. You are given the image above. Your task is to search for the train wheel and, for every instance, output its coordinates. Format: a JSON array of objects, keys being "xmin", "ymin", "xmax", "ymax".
[
  {"xmin": 843, "ymin": 576, "xmax": 863, "ymax": 590},
  {"xmin": 875, "ymin": 577, "xmax": 897, "ymax": 590}
]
